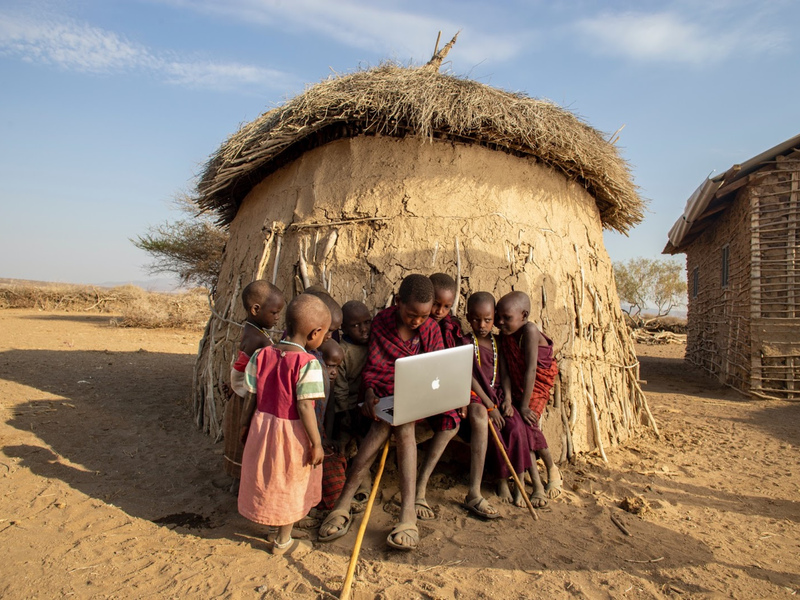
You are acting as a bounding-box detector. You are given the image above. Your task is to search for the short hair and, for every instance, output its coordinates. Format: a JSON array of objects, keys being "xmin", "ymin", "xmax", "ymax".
[
  {"xmin": 497, "ymin": 290, "xmax": 531, "ymax": 314},
  {"xmin": 397, "ymin": 274, "xmax": 434, "ymax": 304},
  {"xmin": 320, "ymin": 339, "xmax": 344, "ymax": 363},
  {"xmin": 429, "ymin": 273, "xmax": 457, "ymax": 295},
  {"xmin": 341, "ymin": 300, "xmax": 370, "ymax": 325},
  {"xmin": 304, "ymin": 287, "xmax": 343, "ymax": 326},
  {"xmin": 467, "ymin": 291, "xmax": 495, "ymax": 314},
  {"xmin": 285, "ymin": 294, "xmax": 329, "ymax": 337},
  {"xmin": 241, "ymin": 280, "xmax": 282, "ymax": 312}
]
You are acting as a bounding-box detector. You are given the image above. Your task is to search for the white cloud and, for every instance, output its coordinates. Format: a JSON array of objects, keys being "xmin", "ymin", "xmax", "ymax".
[
  {"xmin": 155, "ymin": 0, "xmax": 527, "ymax": 65},
  {"xmin": 0, "ymin": 10, "xmax": 297, "ymax": 91},
  {"xmin": 573, "ymin": 10, "xmax": 785, "ymax": 65}
]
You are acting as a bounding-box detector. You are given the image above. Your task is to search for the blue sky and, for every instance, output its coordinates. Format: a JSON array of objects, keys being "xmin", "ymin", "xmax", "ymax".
[{"xmin": 0, "ymin": 0, "xmax": 797, "ymax": 288}]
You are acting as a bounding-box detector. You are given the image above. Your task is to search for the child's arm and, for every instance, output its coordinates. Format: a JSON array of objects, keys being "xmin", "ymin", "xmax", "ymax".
[
  {"xmin": 239, "ymin": 391, "xmax": 257, "ymax": 444},
  {"xmin": 518, "ymin": 323, "xmax": 542, "ymax": 427},
  {"xmin": 498, "ymin": 349, "xmax": 514, "ymax": 418},
  {"xmin": 296, "ymin": 399, "xmax": 324, "ymax": 467},
  {"xmin": 332, "ymin": 355, "xmax": 350, "ymax": 414},
  {"xmin": 471, "ymin": 377, "xmax": 505, "ymax": 429}
]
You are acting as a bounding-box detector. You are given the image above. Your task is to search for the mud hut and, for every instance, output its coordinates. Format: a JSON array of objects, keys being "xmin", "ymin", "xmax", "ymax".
[
  {"xmin": 664, "ymin": 133, "xmax": 800, "ymax": 400},
  {"xmin": 192, "ymin": 41, "xmax": 655, "ymax": 462}
]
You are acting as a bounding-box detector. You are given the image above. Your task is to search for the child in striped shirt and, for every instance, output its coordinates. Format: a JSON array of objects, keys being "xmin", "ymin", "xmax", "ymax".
[{"xmin": 238, "ymin": 293, "xmax": 331, "ymax": 556}]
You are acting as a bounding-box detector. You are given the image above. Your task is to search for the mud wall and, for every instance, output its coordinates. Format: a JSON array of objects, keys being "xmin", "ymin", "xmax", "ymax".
[{"xmin": 194, "ymin": 135, "xmax": 656, "ymax": 460}]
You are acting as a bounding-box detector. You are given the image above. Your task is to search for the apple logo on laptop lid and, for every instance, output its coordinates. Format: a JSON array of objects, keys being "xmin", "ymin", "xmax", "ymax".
[{"xmin": 431, "ymin": 377, "xmax": 440, "ymax": 391}]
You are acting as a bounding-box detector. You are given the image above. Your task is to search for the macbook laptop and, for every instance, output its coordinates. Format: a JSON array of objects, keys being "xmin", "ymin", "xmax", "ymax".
[{"xmin": 371, "ymin": 344, "xmax": 473, "ymax": 426}]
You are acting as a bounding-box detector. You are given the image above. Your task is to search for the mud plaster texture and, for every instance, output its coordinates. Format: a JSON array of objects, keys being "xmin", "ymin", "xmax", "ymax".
[{"xmin": 195, "ymin": 135, "xmax": 653, "ymax": 458}]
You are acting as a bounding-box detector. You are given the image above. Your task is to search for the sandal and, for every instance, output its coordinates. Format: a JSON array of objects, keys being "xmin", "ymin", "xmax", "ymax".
[
  {"xmin": 530, "ymin": 491, "xmax": 549, "ymax": 509},
  {"xmin": 317, "ymin": 509, "xmax": 352, "ymax": 542},
  {"xmin": 386, "ymin": 522, "xmax": 419, "ymax": 551},
  {"xmin": 545, "ymin": 467, "xmax": 563, "ymax": 499},
  {"xmin": 414, "ymin": 499, "xmax": 436, "ymax": 521},
  {"xmin": 271, "ymin": 538, "xmax": 313, "ymax": 556},
  {"xmin": 462, "ymin": 496, "xmax": 502, "ymax": 520}
]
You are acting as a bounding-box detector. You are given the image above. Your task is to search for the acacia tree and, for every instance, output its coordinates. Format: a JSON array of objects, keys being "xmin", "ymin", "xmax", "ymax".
[
  {"xmin": 132, "ymin": 195, "xmax": 228, "ymax": 289},
  {"xmin": 613, "ymin": 257, "xmax": 686, "ymax": 324}
]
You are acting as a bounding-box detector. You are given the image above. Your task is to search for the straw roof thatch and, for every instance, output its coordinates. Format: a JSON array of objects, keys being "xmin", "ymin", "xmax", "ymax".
[{"xmin": 196, "ymin": 63, "xmax": 643, "ymax": 233}]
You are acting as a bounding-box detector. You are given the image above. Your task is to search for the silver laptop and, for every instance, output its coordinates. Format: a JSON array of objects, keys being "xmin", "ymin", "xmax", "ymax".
[{"xmin": 372, "ymin": 345, "xmax": 473, "ymax": 426}]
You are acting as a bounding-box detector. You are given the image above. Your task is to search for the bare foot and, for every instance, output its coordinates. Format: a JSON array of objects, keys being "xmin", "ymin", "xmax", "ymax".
[
  {"xmin": 496, "ymin": 479, "xmax": 514, "ymax": 503},
  {"xmin": 512, "ymin": 483, "xmax": 527, "ymax": 508}
]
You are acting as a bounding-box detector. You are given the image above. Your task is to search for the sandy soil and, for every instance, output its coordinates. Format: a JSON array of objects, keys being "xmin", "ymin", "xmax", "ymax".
[{"xmin": 1, "ymin": 308, "xmax": 798, "ymax": 599}]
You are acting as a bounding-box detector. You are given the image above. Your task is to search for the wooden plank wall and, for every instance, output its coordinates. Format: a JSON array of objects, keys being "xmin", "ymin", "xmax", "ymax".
[{"xmin": 750, "ymin": 151, "xmax": 800, "ymax": 399}]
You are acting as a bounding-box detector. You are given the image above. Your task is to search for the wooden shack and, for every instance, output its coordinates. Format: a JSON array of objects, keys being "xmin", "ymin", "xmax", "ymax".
[{"xmin": 664, "ymin": 133, "xmax": 800, "ymax": 400}]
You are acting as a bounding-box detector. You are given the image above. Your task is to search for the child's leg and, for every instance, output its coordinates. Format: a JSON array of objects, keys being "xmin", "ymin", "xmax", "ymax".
[
  {"xmin": 319, "ymin": 420, "xmax": 391, "ymax": 538},
  {"xmin": 464, "ymin": 403, "xmax": 499, "ymax": 518},
  {"xmin": 272, "ymin": 523, "xmax": 312, "ymax": 556},
  {"xmin": 415, "ymin": 425, "xmax": 459, "ymax": 519},
  {"xmin": 389, "ymin": 421, "xmax": 420, "ymax": 550},
  {"xmin": 496, "ymin": 478, "xmax": 514, "ymax": 502}
]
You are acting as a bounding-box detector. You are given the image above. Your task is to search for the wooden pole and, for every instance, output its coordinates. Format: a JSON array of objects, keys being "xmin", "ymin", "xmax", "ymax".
[
  {"xmin": 487, "ymin": 420, "xmax": 538, "ymax": 522},
  {"xmin": 340, "ymin": 438, "xmax": 391, "ymax": 600}
]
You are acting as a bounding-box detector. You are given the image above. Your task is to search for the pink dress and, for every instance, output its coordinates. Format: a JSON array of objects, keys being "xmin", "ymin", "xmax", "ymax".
[{"xmin": 238, "ymin": 347, "xmax": 325, "ymax": 526}]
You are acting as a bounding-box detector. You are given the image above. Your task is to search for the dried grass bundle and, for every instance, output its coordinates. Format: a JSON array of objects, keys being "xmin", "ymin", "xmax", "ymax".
[{"xmin": 196, "ymin": 63, "xmax": 643, "ymax": 233}]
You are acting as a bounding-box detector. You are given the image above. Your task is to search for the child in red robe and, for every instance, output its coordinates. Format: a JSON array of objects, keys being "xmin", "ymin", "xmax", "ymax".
[
  {"xmin": 319, "ymin": 274, "xmax": 443, "ymax": 551},
  {"xmin": 495, "ymin": 291, "xmax": 563, "ymax": 506},
  {"xmin": 413, "ymin": 272, "xmax": 463, "ymax": 520}
]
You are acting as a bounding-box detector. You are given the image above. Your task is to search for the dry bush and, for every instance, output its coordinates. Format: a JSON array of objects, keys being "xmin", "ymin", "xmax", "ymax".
[
  {"xmin": 113, "ymin": 286, "xmax": 208, "ymax": 329},
  {"xmin": 0, "ymin": 280, "xmax": 208, "ymax": 329}
]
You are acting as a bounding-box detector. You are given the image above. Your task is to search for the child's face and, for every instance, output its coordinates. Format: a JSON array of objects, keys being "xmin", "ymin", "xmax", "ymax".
[
  {"xmin": 322, "ymin": 353, "xmax": 343, "ymax": 382},
  {"xmin": 430, "ymin": 288, "xmax": 455, "ymax": 322},
  {"xmin": 467, "ymin": 301, "xmax": 494, "ymax": 338},
  {"xmin": 251, "ymin": 295, "xmax": 284, "ymax": 329},
  {"xmin": 494, "ymin": 302, "xmax": 527, "ymax": 336},
  {"xmin": 342, "ymin": 309, "xmax": 372, "ymax": 345},
  {"xmin": 396, "ymin": 299, "xmax": 433, "ymax": 331}
]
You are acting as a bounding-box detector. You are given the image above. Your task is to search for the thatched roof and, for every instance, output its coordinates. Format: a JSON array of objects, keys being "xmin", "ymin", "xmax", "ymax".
[{"xmin": 196, "ymin": 63, "xmax": 643, "ymax": 233}]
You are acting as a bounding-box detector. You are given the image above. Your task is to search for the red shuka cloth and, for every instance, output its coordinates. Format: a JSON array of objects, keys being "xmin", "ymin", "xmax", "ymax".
[
  {"xmin": 360, "ymin": 306, "xmax": 444, "ymax": 399},
  {"xmin": 501, "ymin": 328, "xmax": 558, "ymax": 420}
]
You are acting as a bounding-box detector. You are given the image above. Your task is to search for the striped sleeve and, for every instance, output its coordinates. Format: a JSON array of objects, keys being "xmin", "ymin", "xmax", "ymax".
[
  {"xmin": 296, "ymin": 358, "xmax": 326, "ymax": 400},
  {"xmin": 244, "ymin": 348, "xmax": 262, "ymax": 394}
]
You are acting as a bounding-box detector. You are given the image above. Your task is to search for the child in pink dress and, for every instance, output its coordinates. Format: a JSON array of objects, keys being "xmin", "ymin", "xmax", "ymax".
[{"xmin": 238, "ymin": 293, "xmax": 332, "ymax": 556}]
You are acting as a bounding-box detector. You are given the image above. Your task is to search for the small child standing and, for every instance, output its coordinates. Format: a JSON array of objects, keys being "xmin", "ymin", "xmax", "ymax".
[
  {"xmin": 414, "ymin": 272, "xmax": 463, "ymax": 520},
  {"xmin": 238, "ymin": 294, "xmax": 331, "ymax": 555},
  {"xmin": 333, "ymin": 300, "xmax": 373, "ymax": 508},
  {"xmin": 224, "ymin": 280, "xmax": 285, "ymax": 494},
  {"xmin": 316, "ymin": 339, "xmax": 347, "ymax": 511},
  {"xmin": 495, "ymin": 291, "xmax": 563, "ymax": 506}
]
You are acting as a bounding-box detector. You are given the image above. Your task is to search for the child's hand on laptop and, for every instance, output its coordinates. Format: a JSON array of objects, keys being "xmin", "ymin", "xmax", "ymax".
[{"xmin": 360, "ymin": 388, "xmax": 380, "ymax": 421}]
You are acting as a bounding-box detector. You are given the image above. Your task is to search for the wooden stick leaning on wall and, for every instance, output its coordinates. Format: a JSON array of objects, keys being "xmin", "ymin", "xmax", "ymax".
[
  {"xmin": 487, "ymin": 420, "xmax": 539, "ymax": 523},
  {"xmin": 340, "ymin": 438, "xmax": 391, "ymax": 600}
]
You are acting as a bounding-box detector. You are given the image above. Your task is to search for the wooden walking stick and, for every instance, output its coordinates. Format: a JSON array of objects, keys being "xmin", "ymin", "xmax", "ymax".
[
  {"xmin": 487, "ymin": 419, "xmax": 539, "ymax": 522},
  {"xmin": 340, "ymin": 437, "xmax": 390, "ymax": 600}
]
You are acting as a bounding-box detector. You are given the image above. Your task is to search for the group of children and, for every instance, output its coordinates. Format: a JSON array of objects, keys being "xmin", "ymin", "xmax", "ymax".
[{"xmin": 224, "ymin": 273, "xmax": 563, "ymax": 555}]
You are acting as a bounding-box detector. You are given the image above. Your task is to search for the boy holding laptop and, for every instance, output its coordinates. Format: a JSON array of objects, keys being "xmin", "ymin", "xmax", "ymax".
[{"xmin": 319, "ymin": 274, "xmax": 450, "ymax": 551}]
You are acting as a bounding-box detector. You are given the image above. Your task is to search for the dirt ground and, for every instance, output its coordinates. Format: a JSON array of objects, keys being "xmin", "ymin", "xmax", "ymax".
[{"xmin": 1, "ymin": 309, "xmax": 798, "ymax": 599}]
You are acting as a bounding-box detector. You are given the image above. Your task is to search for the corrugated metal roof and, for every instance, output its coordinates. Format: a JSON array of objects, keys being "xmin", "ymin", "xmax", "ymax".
[{"xmin": 663, "ymin": 132, "xmax": 800, "ymax": 254}]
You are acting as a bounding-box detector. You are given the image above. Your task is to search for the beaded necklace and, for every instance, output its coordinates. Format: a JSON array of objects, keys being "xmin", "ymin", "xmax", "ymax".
[
  {"xmin": 245, "ymin": 320, "xmax": 271, "ymax": 339},
  {"xmin": 471, "ymin": 333, "xmax": 498, "ymax": 387}
]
